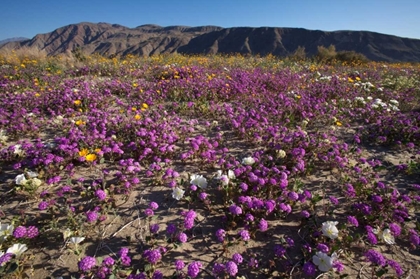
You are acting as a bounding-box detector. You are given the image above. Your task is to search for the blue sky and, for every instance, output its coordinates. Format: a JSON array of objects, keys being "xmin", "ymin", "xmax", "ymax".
[{"xmin": 1, "ymin": 0, "xmax": 420, "ymax": 41}]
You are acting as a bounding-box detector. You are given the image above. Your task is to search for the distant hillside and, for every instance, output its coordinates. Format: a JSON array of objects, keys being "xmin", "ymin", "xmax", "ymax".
[
  {"xmin": 0, "ymin": 37, "xmax": 28, "ymax": 46},
  {"xmin": 1, "ymin": 22, "xmax": 420, "ymax": 62}
]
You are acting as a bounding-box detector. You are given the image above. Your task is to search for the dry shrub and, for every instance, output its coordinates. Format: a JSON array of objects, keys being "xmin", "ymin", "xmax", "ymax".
[{"xmin": 0, "ymin": 46, "xmax": 48, "ymax": 65}]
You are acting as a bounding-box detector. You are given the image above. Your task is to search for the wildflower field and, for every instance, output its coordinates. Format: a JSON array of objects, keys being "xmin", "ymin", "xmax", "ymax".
[{"xmin": 0, "ymin": 52, "xmax": 420, "ymax": 278}]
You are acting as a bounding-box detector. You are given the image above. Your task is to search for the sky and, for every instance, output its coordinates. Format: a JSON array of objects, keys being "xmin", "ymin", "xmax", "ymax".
[{"xmin": 1, "ymin": 0, "xmax": 420, "ymax": 41}]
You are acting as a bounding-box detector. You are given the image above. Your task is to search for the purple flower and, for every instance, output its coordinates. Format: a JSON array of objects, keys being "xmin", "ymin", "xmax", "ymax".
[
  {"xmin": 121, "ymin": 255, "xmax": 131, "ymax": 266},
  {"xmin": 0, "ymin": 253, "xmax": 13, "ymax": 266},
  {"xmin": 225, "ymin": 261, "xmax": 238, "ymax": 276},
  {"xmin": 300, "ymin": 210, "xmax": 310, "ymax": 218},
  {"xmin": 119, "ymin": 247, "xmax": 129, "ymax": 257},
  {"xmin": 245, "ymin": 213, "xmax": 254, "ymax": 222},
  {"xmin": 274, "ymin": 244, "xmax": 286, "ymax": 257},
  {"xmin": 371, "ymin": 195, "xmax": 382, "ymax": 203},
  {"xmin": 144, "ymin": 208, "xmax": 154, "ymax": 216},
  {"xmin": 178, "ymin": 232, "xmax": 188, "ymax": 243},
  {"xmin": 389, "ymin": 223, "xmax": 401, "ymax": 237},
  {"xmin": 86, "ymin": 211, "xmax": 98, "ymax": 223},
  {"xmin": 409, "ymin": 230, "xmax": 420, "ymax": 246},
  {"xmin": 150, "ymin": 270, "xmax": 162, "ymax": 279},
  {"xmin": 149, "ymin": 201, "xmax": 159, "ymax": 210},
  {"xmin": 329, "ymin": 196, "xmax": 339, "ymax": 205},
  {"xmin": 212, "ymin": 262, "xmax": 225, "ymax": 276},
  {"xmin": 365, "ymin": 249, "xmax": 386, "ymax": 267},
  {"xmin": 150, "ymin": 224, "xmax": 160, "ymax": 234},
  {"xmin": 232, "ymin": 253, "xmax": 243, "ymax": 264},
  {"xmin": 367, "ymin": 232, "xmax": 378, "ymax": 245},
  {"xmin": 229, "ymin": 204, "xmax": 243, "ymax": 215},
  {"xmin": 287, "ymin": 191, "xmax": 299, "ymax": 201},
  {"xmin": 216, "ymin": 229, "xmax": 226, "ymax": 242},
  {"xmin": 248, "ymin": 257, "xmax": 258, "ymax": 268},
  {"xmin": 95, "ymin": 189, "xmax": 107, "ymax": 201},
  {"xmin": 387, "ymin": 259, "xmax": 403, "ymax": 276},
  {"xmin": 102, "ymin": 257, "xmax": 115, "ymax": 266},
  {"xmin": 38, "ymin": 201, "xmax": 48, "ymax": 210},
  {"xmin": 78, "ymin": 256, "xmax": 97, "ymax": 272},
  {"xmin": 317, "ymin": 243, "xmax": 329, "ymax": 253},
  {"xmin": 347, "ymin": 216, "xmax": 359, "ymax": 227},
  {"xmin": 166, "ymin": 223, "xmax": 177, "ymax": 235},
  {"xmin": 302, "ymin": 261, "xmax": 317, "ymax": 276},
  {"xmin": 265, "ymin": 200, "xmax": 276, "ymax": 213},
  {"xmin": 286, "ymin": 237, "xmax": 294, "ymax": 247},
  {"xmin": 240, "ymin": 182, "xmax": 248, "ymax": 191},
  {"xmin": 239, "ymin": 229, "xmax": 250, "ymax": 241},
  {"xmin": 175, "ymin": 259, "xmax": 185, "ymax": 271},
  {"xmin": 143, "ymin": 249, "xmax": 162, "ymax": 265},
  {"xmin": 187, "ymin": 261, "xmax": 202, "ymax": 278},
  {"xmin": 333, "ymin": 261, "xmax": 345, "ymax": 272},
  {"xmin": 258, "ymin": 218, "xmax": 268, "ymax": 231},
  {"xmin": 198, "ymin": 192, "xmax": 208, "ymax": 200},
  {"xmin": 13, "ymin": 226, "xmax": 27, "ymax": 238}
]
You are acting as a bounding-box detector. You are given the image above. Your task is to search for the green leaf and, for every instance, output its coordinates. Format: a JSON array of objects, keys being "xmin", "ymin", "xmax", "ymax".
[
  {"xmin": 100, "ymin": 158, "xmax": 105, "ymax": 164},
  {"xmin": 5, "ymin": 262, "xmax": 18, "ymax": 274},
  {"xmin": 376, "ymin": 268, "xmax": 387, "ymax": 277},
  {"xmin": 144, "ymin": 263, "xmax": 152, "ymax": 272}
]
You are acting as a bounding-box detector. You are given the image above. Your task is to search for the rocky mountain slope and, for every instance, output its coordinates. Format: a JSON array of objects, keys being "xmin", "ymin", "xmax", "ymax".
[{"xmin": 2, "ymin": 22, "xmax": 420, "ymax": 62}]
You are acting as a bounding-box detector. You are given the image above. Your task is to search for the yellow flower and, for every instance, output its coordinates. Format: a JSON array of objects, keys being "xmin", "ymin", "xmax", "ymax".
[
  {"xmin": 134, "ymin": 114, "xmax": 141, "ymax": 120},
  {"xmin": 141, "ymin": 103, "xmax": 149, "ymax": 111},
  {"xmin": 355, "ymin": 77, "xmax": 361, "ymax": 81},
  {"xmin": 75, "ymin": 120, "xmax": 85, "ymax": 126},
  {"xmin": 85, "ymin": 154, "xmax": 97, "ymax": 162},
  {"xmin": 132, "ymin": 83, "xmax": 138, "ymax": 87},
  {"xmin": 348, "ymin": 77, "xmax": 354, "ymax": 83},
  {"xmin": 94, "ymin": 148, "xmax": 102, "ymax": 154},
  {"xmin": 336, "ymin": 121, "xmax": 342, "ymax": 126},
  {"xmin": 78, "ymin": 148, "xmax": 89, "ymax": 157},
  {"xmin": 74, "ymin": 100, "xmax": 82, "ymax": 106},
  {"xmin": 34, "ymin": 93, "xmax": 41, "ymax": 97},
  {"xmin": 131, "ymin": 107, "xmax": 137, "ymax": 111}
]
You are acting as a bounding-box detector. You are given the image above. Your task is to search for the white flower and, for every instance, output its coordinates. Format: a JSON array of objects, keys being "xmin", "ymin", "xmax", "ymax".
[
  {"xmin": 389, "ymin": 99, "xmax": 399, "ymax": 106},
  {"xmin": 322, "ymin": 221, "xmax": 339, "ymax": 239},
  {"xmin": 312, "ymin": 252, "xmax": 333, "ymax": 272},
  {"xmin": 62, "ymin": 228, "xmax": 73, "ymax": 240},
  {"xmin": 26, "ymin": 171, "xmax": 38, "ymax": 178},
  {"xmin": 13, "ymin": 144, "xmax": 24, "ymax": 156},
  {"xmin": 227, "ymin": 170, "xmax": 236, "ymax": 180},
  {"xmin": 172, "ymin": 187, "xmax": 185, "ymax": 200},
  {"xmin": 0, "ymin": 223, "xmax": 14, "ymax": 243},
  {"xmin": 15, "ymin": 174, "xmax": 27, "ymax": 186},
  {"xmin": 190, "ymin": 174, "xmax": 208, "ymax": 189},
  {"xmin": 0, "ymin": 130, "xmax": 8, "ymax": 143},
  {"xmin": 379, "ymin": 228, "xmax": 395, "ymax": 245},
  {"xmin": 31, "ymin": 178, "xmax": 42, "ymax": 187},
  {"xmin": 69, "ymin": 236, "xmax": 85, "ymax": 244},
  {"xmin": 276, "ymin": 149, "xmax": 286, "ymax": 159},
  {"xmin": 242, "ymin": 156, "xmax": 255, "ymax": 166},
  {"xmin": 6, "ymin": 243, "xmax": 28, "ymax": 257}
]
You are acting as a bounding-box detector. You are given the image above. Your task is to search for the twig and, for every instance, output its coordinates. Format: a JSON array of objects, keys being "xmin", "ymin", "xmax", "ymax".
[
  {"xmin": 289, "ymin": 258, "xmax": 303, "ymax": 278},
  {"xmin": 359, "ymin": 263, "xmax": 368, "ymax": 279},
  {"xmin": 315, "ymin": 273, "xmax": 326, "ymax": 279},
  {"xmin": 405, "ymin": 269, "xmax": 412, "ymax": 279},
  {"xmin": 111, "ymin": 217, "xmax": 142, "ymax": 238},
  {"xmin": 102, "ymin": 214, "xmax": 119, "ymax": 238}
]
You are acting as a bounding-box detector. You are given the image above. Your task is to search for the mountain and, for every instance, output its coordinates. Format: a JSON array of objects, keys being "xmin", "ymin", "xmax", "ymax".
[
  {"xmin": 1, "ymin": 22, "xmax": 420, "ymax": 62},
  {"xmin": 0, "ymin": 37, "xmax": 28, "ymax": 46}
]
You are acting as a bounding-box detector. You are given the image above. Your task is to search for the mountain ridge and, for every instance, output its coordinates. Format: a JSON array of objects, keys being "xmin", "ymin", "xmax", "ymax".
[{"xmin": 1, "ymin": 22, "xmax": 420, "ymax": 62}]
